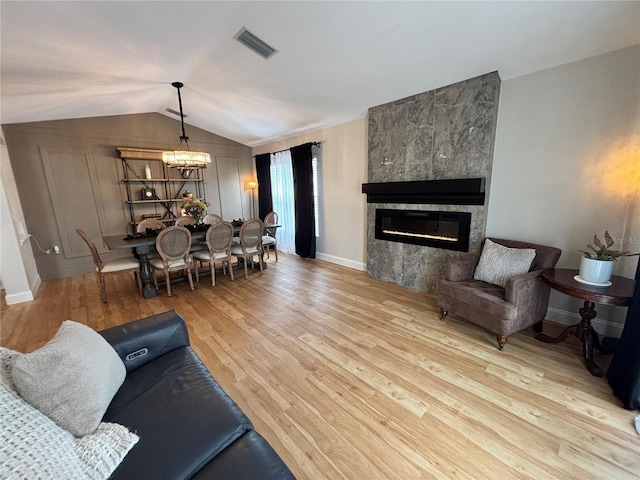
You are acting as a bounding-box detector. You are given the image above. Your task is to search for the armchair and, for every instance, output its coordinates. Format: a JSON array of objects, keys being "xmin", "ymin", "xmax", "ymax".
[{"xmin": 438, "ymin": 238, "xmax": 561, "ymax": 350}]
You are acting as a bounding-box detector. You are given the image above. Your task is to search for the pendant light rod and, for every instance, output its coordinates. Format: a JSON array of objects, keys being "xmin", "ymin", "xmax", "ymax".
[
  {"xmin": 163, "ymin": 81, "xmax": 211, "ymax": 172},
  {"xmin": 172, "ymin": 81, "xmax": 189, "ymax": 142}
]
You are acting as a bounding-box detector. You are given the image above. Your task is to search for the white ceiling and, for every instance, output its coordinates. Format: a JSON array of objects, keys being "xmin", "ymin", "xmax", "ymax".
[{"xmin": 1, "ymin": 1, "xmax": 639, "ymax": 147}]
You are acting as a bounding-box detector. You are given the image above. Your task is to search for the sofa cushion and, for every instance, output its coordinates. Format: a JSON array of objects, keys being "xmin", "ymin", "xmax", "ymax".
[
  {"xmin": 473, "ymin": 239, "xmax": 536, "ymax": 288},
  {"xmin": 104, "ymin": 346, "xmax": 254, "ymax": 480},
  {"xmin": 193, "ymin": 430, "xmax": 296, "ymax": 480},
  {"xmin": 1, "ymin": 348, "xmax": 138, "ymax": 480},
  {"xmin": 12, "ymin": 320, "xmax": 126, "ymax": 437}
]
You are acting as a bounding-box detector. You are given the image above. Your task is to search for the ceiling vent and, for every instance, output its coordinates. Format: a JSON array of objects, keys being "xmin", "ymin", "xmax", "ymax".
[
  {"xmin": 165, "ymin": 107, "xmax": 187, "ymax": 118},
  {"xmin": 234, "ymin": 27, "xmax": 278, "ymax": 59}
]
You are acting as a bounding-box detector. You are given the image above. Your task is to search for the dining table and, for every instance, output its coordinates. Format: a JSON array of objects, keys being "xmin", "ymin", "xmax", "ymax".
[{"xmin": 103, "ymin": 223, "xmax": 280, "ymax": 299}]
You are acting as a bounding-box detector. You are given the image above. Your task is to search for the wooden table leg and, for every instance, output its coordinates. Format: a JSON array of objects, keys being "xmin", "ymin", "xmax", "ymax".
[
  {"xmin": 536, "ymin": 324, "xmax": 577, "ymax": 344},
  {"xmin": 134, "ymin": 246, "xmax": 157, "ymax": 299},
  {"xmin": 536, "ymin": 301, "xmax": 602, "ymax": 377},
  {"xmin": 578, "ymin": 301, "xmax": 602, "ymax": 377}
]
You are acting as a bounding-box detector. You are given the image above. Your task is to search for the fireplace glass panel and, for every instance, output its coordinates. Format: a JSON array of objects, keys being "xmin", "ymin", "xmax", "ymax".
[{"xmin": 375, "ymin": 209, "xmax": 471, "ymax": 251}]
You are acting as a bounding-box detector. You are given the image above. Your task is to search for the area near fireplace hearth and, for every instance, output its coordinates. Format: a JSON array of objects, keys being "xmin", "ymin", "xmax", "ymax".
[{"xmin": 365, "ymin": 72, "xmax": 500, "ymax": 293}]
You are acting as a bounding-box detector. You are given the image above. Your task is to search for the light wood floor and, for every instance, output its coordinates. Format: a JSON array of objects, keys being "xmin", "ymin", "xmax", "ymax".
[{"xmin": 2, "ymin": 255, "xmax": 638, "ymax": 479}]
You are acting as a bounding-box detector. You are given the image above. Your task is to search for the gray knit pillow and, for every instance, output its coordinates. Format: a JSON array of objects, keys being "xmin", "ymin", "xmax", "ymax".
[
  {"xmin": 473, "ymin": 239, "xmax": 536, "ymax": 287},
  {"xmin": 12, "ymin": 321, "xmax": 125, "ymax": 437}
]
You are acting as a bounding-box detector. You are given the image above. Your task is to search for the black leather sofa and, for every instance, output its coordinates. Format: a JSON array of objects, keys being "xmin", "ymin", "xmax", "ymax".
[{"xmin": 98, "ymin": 310, "xmax": 296, "ymax": 479}]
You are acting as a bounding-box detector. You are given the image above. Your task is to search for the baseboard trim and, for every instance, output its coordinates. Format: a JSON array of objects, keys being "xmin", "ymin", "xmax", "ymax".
[
  {"xmin": 5, "ymin": 289, "xmax": 35, "ymax": 305},
  {"xmin": 546, "ymin": 306, "xmax": 624, "ymax": 338},
  {"xmin": 315, "ymin": 252, "xmax": 366, "ymax": 271}
]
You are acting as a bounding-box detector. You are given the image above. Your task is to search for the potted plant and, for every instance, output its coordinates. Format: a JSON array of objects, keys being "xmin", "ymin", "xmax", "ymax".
[{"xmin": 578, "ymin": 230, "xmax": 637, "ymax": 284}]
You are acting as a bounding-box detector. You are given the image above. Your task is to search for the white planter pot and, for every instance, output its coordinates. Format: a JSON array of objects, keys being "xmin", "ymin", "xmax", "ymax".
[{"xmin": 579, "ymin": 256, "xmax": 614, "ymax": 283}]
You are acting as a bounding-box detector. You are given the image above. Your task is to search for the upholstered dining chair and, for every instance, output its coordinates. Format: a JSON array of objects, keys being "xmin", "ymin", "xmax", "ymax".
[
  {"xmin": 203, "ymin": 214, "xmax": 223, "ymax": 225},
  {"xmin": 262, "ymin": 211, "xmax": 278, "ymax": 261},
  {"xmin": 192, "ymin": 221, "xmax": 235, "ymax": 286},
  {"xmin": 230, "ymin": 218, "xmax": 264, "ymax": 279},
  {"xmin": 438, "ymin": 237, "xmax": 561, "ymax": 350},
  {"xmin": 76, "ymin": 229, "xmax": 141, "ymax": 303},
  {"xmin": 136, "ymin": 218, "xmax": 165, "ymax": 234},
  {"xmin": 173, "ymin": 215, "xmax": 208, "ymax": 253},
  {"xmin": 150, "ymin": 225, "xmax": 194, "ymax": 296},
  {"xmin": 174, "ymin": 216, "xmax": 195, "ymax": 227}
]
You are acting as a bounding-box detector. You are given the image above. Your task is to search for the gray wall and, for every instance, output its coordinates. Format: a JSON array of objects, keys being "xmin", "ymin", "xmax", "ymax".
[
  {"xmin": 366, "ymin": 72, "xmax": 500, "ymax": 293},
  {"xmin": 3, "ymin": 113, "xmax": 252, "ymax": 280}
]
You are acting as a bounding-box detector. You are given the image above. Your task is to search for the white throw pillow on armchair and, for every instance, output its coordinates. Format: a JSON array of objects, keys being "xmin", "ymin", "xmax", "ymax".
[{"xmin": 473, "ymin": 239, "xmax": 536, "ymax": 288}]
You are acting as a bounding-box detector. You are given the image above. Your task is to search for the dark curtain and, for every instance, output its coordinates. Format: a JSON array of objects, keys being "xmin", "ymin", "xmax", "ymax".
[
  {"xmin": 254, "ymin": 153, "xmax": 272, "ymax": 220},
  {"xmin": 290, "ymin": 143, "xmax": 316, "ymax": 258},
  {"xmin": 606, "ymin": 259, "xmax": 640, "ymax": 409}
]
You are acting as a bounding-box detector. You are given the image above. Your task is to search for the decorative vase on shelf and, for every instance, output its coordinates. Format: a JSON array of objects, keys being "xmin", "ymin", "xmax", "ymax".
[{"xmin": 578, "ymin": 256, "xmax": 614, "ymax": 284}]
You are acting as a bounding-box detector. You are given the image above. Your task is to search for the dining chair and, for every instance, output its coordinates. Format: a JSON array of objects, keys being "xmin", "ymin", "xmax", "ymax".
[
  {"xmin": 175, "ymin": 216, "xmax": 195, "ymax": 227},
  {"xmin": 262, "ymin": 211, "xmax": 278, "ymax": 261},
  {"xmin": 76, "ymin": 229, "xmax": 142, "ymax": 303},
  {"xmin": 174, "ymin": 215, "xmax": 210, "ymax": 254},
  {"xmin": 203, "ymin": 214, "xmax": 223, "ymax": 225},
  {"xmin": 192, "ymin": 221, "xmax": 235, "ymax": 286},
  {"xmin": 150, "ymin": 225, "xmax": 194, "ymax": 296},
  {"xmin": 136, "ymin": 218, "xmax": 165, "ymax": 234},
  {"xmin": 230, "ymin": 218, "xmax": 264, "ymax": 279}
]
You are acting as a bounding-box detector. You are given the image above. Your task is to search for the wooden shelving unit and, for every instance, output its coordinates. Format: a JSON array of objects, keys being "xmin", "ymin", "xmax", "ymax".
[{"xmin": 118, "ymin": 147, "xmax": 205, "ymax": 234}]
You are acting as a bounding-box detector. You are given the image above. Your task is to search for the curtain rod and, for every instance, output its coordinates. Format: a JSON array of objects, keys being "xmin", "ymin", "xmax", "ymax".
[{"xmin": 252, "ymin": 141, "xmax": 322, "ymax": 158}]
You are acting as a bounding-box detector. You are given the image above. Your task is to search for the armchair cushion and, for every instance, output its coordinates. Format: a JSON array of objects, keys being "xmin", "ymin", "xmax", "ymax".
[{"xmin": 473, "ymin": 239, "xmax": 536, "ymax": 287}]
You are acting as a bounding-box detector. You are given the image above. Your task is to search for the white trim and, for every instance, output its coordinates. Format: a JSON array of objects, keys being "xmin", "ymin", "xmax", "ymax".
[
  {"xmin": 5, "ymin": 289, "xmax": 35, "ymax": 305},
  {"xmin": 316, "ymin": 252, "xmax": 366, "ymax": 271},
  {"xmin": 546, "ymin": 306, "xmax": 624, "ymax": 338},
  {"xmin": 30, "ymin": 274, "xmax": 41, "ymax": 297}
]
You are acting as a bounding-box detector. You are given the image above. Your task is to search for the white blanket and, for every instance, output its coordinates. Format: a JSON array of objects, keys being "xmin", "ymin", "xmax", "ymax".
[{"xmin": 0, "ymin": 348, "xmax": 138, "ymax": 480}]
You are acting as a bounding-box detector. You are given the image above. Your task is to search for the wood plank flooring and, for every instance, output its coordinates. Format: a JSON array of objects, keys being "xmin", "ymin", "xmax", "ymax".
[{"xmin": 2, "ymin": 255, "xmax": 638, "ymax": 479}]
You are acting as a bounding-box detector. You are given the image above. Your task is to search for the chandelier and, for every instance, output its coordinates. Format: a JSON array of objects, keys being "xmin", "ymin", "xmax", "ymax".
[{"xmin": 162, "ymin": 81, "xmax": 211, "ymax": 178}]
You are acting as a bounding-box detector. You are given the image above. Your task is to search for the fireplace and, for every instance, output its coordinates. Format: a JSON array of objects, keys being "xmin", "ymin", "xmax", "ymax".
[{"xmin": 375, "ymin": 209, "xmax": 471, "ymax": 252}]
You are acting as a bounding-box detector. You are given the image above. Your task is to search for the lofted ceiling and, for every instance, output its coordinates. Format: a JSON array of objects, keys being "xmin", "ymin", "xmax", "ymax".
[{"xmin": 1, "ymin": 1, "xmax": 639, "ymax": 147}]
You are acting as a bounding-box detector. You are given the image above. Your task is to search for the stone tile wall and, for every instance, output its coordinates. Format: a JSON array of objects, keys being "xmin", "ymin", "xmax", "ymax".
[{"xmin": 366, "ymin": 72, "xmax": 500, "ymax": 293}]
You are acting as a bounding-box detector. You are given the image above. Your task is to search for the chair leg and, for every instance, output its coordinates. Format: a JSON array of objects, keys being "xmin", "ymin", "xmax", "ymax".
[
  {"xmin": 243, "ymin": 257, "xmax": 249, "ymax": 279},
  {"xmin": 439, "ymin": 308, "xmax": 448, "ymax": 321},
  {"xmin": 165, "ymin": 270, "xmax": 172, "ymax": 296},
  {"xmin": 194, "ymin": 260, "xmax": 200, "ymax": 283},
  {"xmin": 186, "ymin": 267, "xmax": 194, "ymax": 291},
  {"xmin": 257, "ymin": 253, "xmax": 264, "ymax": 275},
  {"xmin": 228, "ymin": 260, "xmax": 234, "ymax": 281},
  {"xmin": 211, "ymin": 260, "xmax": 216, "ymax": 287},
  {"xmin": 265, "ymin": 247, "xmax": 270, "ymax": 259},
  {"xmin": 274, "ymin": 245, "xmax": 278, "ymax": 261},
  {"xmin": 98, "ymin": 274, "xmax": 107, "ymax": 303},
  {"xmin": 497, "ymin": 335, "xmax": 508, "ymax": 351}
]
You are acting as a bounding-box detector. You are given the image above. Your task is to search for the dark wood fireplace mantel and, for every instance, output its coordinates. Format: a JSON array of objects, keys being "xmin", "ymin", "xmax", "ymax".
[{"xmin": 361, "ymin": 178, "xmax": 485, "ymax": 205}]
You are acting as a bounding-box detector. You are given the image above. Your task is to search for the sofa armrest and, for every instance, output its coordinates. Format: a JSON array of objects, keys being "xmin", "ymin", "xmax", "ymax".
[
  {"xmin": 99, "ymin": 310, "xmax": 190, "ymax": 374},
  {"xmin": 444, "ymin": 255, "xmax": 479, "ymax": 282}
]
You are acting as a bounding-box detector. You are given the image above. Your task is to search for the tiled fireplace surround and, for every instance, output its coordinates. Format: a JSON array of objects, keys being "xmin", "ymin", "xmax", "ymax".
[{"xmin": 365, "ymin": 72, "xmax": 501, "ymax": 293}]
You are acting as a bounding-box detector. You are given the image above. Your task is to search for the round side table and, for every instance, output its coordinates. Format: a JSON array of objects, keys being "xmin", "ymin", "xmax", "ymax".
[{"xmin": 536, "ymin": 268, "xmax": 635, "ymax": 377}]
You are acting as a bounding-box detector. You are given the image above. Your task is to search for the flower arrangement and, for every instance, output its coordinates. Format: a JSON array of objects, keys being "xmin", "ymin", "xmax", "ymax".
[
  {"xmin": 579, "ymin": 230, "xmax": 637, "ymax": 261},
  {"xmin": 181, "ymin": 198, "xmax": 210, "ymax": 224}
]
